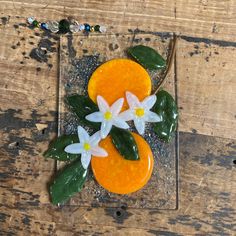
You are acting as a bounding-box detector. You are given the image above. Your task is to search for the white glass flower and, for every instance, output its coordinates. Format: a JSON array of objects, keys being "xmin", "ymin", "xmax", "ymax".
[
  {"xmin": 64, "ymin": 126, "xmax": 108, "ymax": 169},
  {"xmin": 120, "ymin": 91, "xmax": 162, "ymax": 135},
  {"xmin": 85, "ymin": 96, "xmax": 129, "ymax": 139}
]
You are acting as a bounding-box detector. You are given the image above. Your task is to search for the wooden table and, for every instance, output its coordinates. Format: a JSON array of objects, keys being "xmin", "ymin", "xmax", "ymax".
[{"xmin": 0, "ymin": 0, "xmax": 235, "ymax": 235}]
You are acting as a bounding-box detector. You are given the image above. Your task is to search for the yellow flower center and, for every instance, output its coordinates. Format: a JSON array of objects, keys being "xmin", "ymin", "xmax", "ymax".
[
  {"xmin": 104, "ymin": 111, "xmax": 112, "ymax": 120},
  {"xmin": 135, "ymin": 108, "xmax": 145, "ymax": 117},
  {"xmin": 83, "ymin": 143, "xmax": 91, "ymax": 151}
]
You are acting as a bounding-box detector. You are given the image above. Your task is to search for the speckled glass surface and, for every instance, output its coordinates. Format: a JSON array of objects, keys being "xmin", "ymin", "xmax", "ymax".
[{"xmin": 59, "ymin": 33, "xmax": 178, "ymax": 209}]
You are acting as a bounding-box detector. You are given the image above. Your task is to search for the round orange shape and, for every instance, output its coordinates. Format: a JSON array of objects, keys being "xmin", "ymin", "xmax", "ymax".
[
  {"xmin": 88, "ymin": 59, "xmax": 151, "ymax": 110},
  {"xmin": 91, "ymin": 133, "xmax": 154, "ymax": 194}
]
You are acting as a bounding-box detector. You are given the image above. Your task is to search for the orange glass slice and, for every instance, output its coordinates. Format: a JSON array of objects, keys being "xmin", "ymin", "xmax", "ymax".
[
  {"xmin": 88, "ymin": 59, "xmax": 151, "ymax": 110},
  {"xmin": 91, "ymin": 133, "xmax": 154, "ymax": 194}
]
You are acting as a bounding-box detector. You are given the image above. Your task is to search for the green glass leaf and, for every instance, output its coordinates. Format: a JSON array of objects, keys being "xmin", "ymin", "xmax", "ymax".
[
  {"xmin": 43, "ymin": 135, "xmax": 79, "ymax": 161},
  {"xmin": 152, "ymin": 90, "xmax": 178, "ymax": 142},
  {"xmin": 128, "ymin": 45, "xmax": 166, "ymax": 70},
  {"xmin": 66, "ymin": 94, "xmax": 100, "ymax": 130},
  {"xmin": 50, "ymin": 159, "xmax": 87, "ymax": 205},
  {"xmin": 110, "ymin": 127, "xmax": 139, "ymax": 160}
]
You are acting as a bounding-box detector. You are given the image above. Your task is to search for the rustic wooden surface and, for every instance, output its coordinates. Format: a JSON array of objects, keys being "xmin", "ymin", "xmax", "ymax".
[{"xmin": 0, "ymin": 0, "xmax": 236, "ymax": 235}]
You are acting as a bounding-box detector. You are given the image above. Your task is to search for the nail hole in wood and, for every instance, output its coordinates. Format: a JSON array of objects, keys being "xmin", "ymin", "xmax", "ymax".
[
  {"xmin": 115, "ymin": 210, "xmax": 122, "ymax": 218},
  {"xmin": 233, "ymin": 160, "xmax": 236, "ymax": 165}
]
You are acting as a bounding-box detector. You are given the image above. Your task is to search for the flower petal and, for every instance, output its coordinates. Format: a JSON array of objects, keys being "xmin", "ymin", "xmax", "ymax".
[
  {"xmin": 90, "ymin": 131, "xmax": 102, "ymax": 145},
  {"xmin": 110, "ymin": 98, "xmax": 124, "ymax": 115},
  {"xmin": 100, "ymin": 121, "xmax": 112, "ymax": 139},
  {"xmin": 142, "ymin": 95, "xmax": 157, "ymax": 110},
  {"xmin": 64, "ymin": 143, "xmax": 83, "ymax": 154},
  {"xmin": 86, "ymin": 111, "xmax": 103, "ymax": 122},
  {"xmin": 119, "ymin": 110, "xmax": 134, "ymax": 121},
  {"xmin": 113, "ymin": 117, "xmax": 129, "ymax": 129},
  {"xmin": 81, "ymin": 152, "xmax": 91, "ymax": 169},
  {"xmin": 126, "ymin": 91, "xmax": 141, "ymax": 108},
  {"xmin": 77, "ymin": 126, "xmax": 89, "ymax": 143},
  {"xmin": 97, "ymin": 95, "xmax": 110, "ymax": 112},
  {"xmin": 91, "ymin": 146, "xmax": 108, "ymax": 157},
  {"xmin": 145, "ymin": 111, "xmax": 162, "ymax": 122},
  {"xmin": 134, "ymin": 118, "xmax": 145, "ymax": 135}
]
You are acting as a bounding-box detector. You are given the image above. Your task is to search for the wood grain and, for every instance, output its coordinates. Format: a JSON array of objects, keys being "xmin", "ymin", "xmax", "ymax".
[
  {"xmin": 177, "ymin": 39, "xmax": 236, "ymax": 139},
  {"xmin": 0, "ymin": 133, "xmax": 235, "ymax": 235},
  {"xmin": 0, "ymin": 28, "xmax": 59, "ymax": 209},
  {"xmin": 1, "ymin": 0, "xmax": 236, "ymax": 41},
  {"xmin": 0, "ymin": 0, "xmax": 236, "ymax": 235}
]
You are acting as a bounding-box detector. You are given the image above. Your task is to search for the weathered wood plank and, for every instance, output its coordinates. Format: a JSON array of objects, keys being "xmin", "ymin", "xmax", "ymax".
[
  {"xmin": 0, "ymin": 0, "xmax": 236, "ymax": 234},
  {"xmin": 0, "ymin": 31, "xmax": 59, "ymax": 208},
  {"xmin": 0, "ymin": 0, "xmax": 236, "ymax": 41},
  {"xmin": 177, "ymin": 39, "xmax": 236, "ymax": 140},
  {"xmin": 0, "ymin": 133, "xmax": 235, "ymax": 235},
  {"xmin": 0, "ymin": 29, "xmax": 58, "ymax": 111}
]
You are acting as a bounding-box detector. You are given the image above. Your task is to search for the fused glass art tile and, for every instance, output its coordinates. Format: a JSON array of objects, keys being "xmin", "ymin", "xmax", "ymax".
[{"xmin": 59, "ymin": 33, "xmax": 178, "ymax": 209}]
